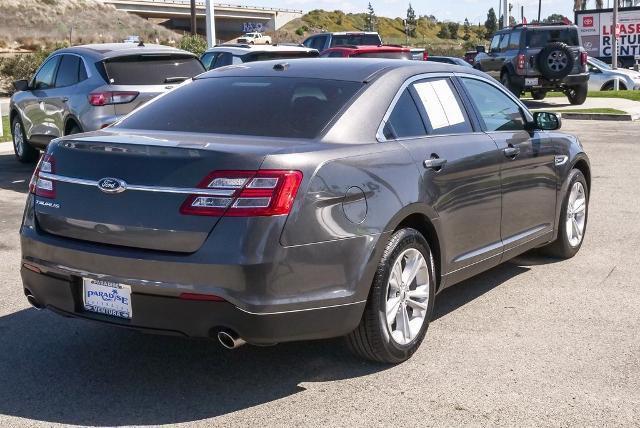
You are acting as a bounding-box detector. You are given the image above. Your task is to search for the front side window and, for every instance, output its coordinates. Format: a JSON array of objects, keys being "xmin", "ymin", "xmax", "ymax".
[
  {"xmin": 499, "ymin": 33, "xmax": 510, "ymax": 50},
  {"xmin": 489, "ymin": 35, "xmax": 501, "ymax": 52},
  {"xmin": 54, "ymin": 55, "xmax": 81, "ymax": 87},
  {"xmin": 508, "ymin": 30, "xmax": 522, "ymax": 49},
  {"xmin": 383, "ymin": 89, "xmax": 426, "ymax": 139},
  {"xmin": 115, "ymin": 77, "xmax": 363, "ymax": 139},
  {"xmin": 201, "ymin": 52, "xmax": 218, "ymax": 70},
  {"xmin": 33, "ymin": 56, "xmax": 60, "ymax": 90},
  {"xmin": 411, "ymin": 78, "xmax": 472, "ymax": 135},
  {"xmin": 461, "ymin": 77, "xmax": 526, "ymax": 131}
]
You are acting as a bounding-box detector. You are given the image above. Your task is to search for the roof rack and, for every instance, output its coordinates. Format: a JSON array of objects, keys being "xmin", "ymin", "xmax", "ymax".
[{"xmin": 511, "ymin": 22, "xmax": 572, "ymax": 28}]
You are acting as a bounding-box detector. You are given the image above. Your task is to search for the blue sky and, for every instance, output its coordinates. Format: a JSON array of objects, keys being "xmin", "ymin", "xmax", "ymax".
[{"xmin": 226, "ymin": 0, "xmax": 577, "ymax": 25}]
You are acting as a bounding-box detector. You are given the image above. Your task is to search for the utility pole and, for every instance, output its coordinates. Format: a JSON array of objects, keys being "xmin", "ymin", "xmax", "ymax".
[
  {"xmin": 205, "ymin": 0, "xmax": 216, "ymax": 48},
  {"xmin": 521, "ymin": 5, "xmax": 524, "ymax": 23},
  {"xmin": 503, "ymin": 0, "xmax": 509, "ymax": 28},
  {"xmin": 190, "ymin": 0, "xmax": 197, "ymax": 35},
  {"xmin": 537, "ymin": 0, "xmax": 541, "ymax": 22},
  {"xmin": 498, "ymin": 0, "xmax": 502, "ymax": 28},
  {"xmin": 613, "ymin": 0, "xmax": 619, "ymax": 89}
]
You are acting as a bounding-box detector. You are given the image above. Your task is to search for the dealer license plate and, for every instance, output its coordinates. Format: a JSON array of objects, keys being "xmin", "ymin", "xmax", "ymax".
[
  {"xmin": 83, "ymin": 278, "xmax": 132, "ymax": 319},
  {"xmin": 525, "ymin": 77, "xmax": 539, "ymax": 86}
]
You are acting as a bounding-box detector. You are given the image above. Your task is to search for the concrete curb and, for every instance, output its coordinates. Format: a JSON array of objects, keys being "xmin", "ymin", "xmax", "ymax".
[{"xmin": 559, "ymin": 112, "xmax": 639, "ymax": 121}]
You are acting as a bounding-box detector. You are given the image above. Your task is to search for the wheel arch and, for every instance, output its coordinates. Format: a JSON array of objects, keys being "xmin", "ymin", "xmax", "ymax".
[
  {"xmin": 63, "ymin": 115, "xmax": 83, "ymax": 135},
  {"xmin": 572, "ymin": 156, "xmax": 591, "ymax": 194},
  {"xmin": 600, "ymin": 79, "xmax": 626, "ymax": 91},
  {"xmin": 9, "ymin": 108, "xmax": 19, "ymax": 127}
]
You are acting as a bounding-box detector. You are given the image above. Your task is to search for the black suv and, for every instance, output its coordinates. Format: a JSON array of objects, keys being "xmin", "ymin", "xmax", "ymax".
[{"xmin": 475, "ymin": 24, "xmax": 589, "ymax": 104}]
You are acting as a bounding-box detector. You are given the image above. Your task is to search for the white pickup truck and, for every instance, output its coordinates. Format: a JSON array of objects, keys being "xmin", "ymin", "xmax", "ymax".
[{"xmin": 237, "ymin": 32, "xmax": 272, "ymax": 45}]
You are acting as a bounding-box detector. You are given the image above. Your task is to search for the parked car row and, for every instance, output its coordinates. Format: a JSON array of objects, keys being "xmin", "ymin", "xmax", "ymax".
[{"xmin": 19, "ymin": 56, "xmax": 590, "ymax": 364}]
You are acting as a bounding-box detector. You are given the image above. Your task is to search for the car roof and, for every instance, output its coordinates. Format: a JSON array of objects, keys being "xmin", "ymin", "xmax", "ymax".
[
  {"xmin": 196, "ymin": 58, "xmax": 484, "ymax": 82},
  {"xmin": 204, "ymin": 44, "xmax": 317, "ymax": 55},
  {"xmin": 324, "ymin": 31, "xmax": 380, "ymax": 35},
  {"xmin": 55, "ymin": 43, "xmax": 197, "ymax": 61},
  {"xmin": 327, "ymin": 45, "xmax": 410, "ymax": 52}
]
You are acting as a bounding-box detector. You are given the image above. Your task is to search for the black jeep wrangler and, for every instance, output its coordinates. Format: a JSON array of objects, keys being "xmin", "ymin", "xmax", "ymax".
[{"xmin": 475, "ymin": 23, "xmax": 589, "ymax": 104}]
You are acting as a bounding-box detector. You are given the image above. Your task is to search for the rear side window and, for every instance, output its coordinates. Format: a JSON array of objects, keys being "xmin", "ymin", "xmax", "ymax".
[
  {"xmin": 352, "ymin": 51, "xmax": 412, "ymax": 60},
  {"xmin": 103, "ymin": 55, "xmax": 205, "ymax": 85},
  {"xmin": 383, "ymin": 90, "xmax": 427, "ymax": 139},
  {"xmin": 115, "ymin": 77, "xmax": 363, "ymax": 139},
  {"xmin": 306, "ymin": 36, "xmax": 327, "ymax": 51},
  {"xmin": 201, "ymin": 52, "xmax": 217, "ymax": 70},
  {"xmin": 508, "ymin": 30, "xmax": 522, "ymax": 49},
  {"xmin": 499, "ymin": 34, "xmax": 510, "ymax": 50},
  {"xmin": 54, "ymin": 55, "xmax": 80, "ymax": 87},
  {"xmin": 526, "ymin": 28, "xmax": 579, "ymax": 47},
  {"xmin": 411, "ymin": 78, "xmax": 472, "ymax": 135},
  {"xmin": 331, "ymin": 34, "xmax": 382, "ymax": 46},
  {"xmin": 461, "ymin": 77, "xmax": 525, "ymax": 131}
]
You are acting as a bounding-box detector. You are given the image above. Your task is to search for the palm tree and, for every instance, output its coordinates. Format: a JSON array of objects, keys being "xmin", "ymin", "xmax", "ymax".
[
  {"xmin": 595, "ymin": 0, "xmax": 604, "ymax": 8},
  {"xmin": 574, "ymin": 0, "xmax": 582, "ymax": 11}
]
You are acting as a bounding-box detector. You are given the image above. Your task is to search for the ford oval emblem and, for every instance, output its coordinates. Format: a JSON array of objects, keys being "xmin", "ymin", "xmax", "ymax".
[{"xmin": 97, "ymin": 177, "xmax": 127, "ymax": 194}]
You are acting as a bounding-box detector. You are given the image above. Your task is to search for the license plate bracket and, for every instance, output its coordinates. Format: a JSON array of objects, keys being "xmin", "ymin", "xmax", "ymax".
[
  {"xmin": 525, "ymin": 77, "xmax": 539, "ymax": 86},
  {"xmin": 83, "ymin": 278, "xmax": 132, "ymax": 319}
]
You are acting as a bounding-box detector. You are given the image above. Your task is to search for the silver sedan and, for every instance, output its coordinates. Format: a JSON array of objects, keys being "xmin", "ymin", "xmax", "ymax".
[{"xmin": 587, "ymin": 57, "xmax": 640, "ymax": 91}]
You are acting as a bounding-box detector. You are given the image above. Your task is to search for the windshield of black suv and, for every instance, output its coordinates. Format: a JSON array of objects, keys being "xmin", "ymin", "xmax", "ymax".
[
  {"xmin": 115, "ymin": 77, "xmax": 363, "ymax": 138},
  {"xmin": 103, "ymin": 55, "xmax": 205, "ymax": 85},
  {"xmin": 331, "ymin": 34, "xmax": 382, "ymax": 46},
  {"xmin": 525, "ymin": 28, "xmax": 579, "ymax": 48}
]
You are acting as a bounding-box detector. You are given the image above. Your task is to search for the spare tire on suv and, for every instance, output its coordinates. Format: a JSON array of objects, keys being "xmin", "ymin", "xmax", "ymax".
[{"xmin": 537, "ymin": 42, "xmax": 574, "ymax": 80}]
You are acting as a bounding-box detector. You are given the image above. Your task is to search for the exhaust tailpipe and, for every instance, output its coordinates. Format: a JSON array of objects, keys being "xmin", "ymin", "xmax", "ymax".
[
  {"xmin": 26, "ymin": 294, "xmax": 43, "ymax": 310},
  {"xmin": 217, "ymin": 330, "xmax": 246, "ymax": 349}
]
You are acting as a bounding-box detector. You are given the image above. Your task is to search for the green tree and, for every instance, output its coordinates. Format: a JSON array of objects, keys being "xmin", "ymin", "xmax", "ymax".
[
  {"xmin": 178, "ymin": 34, "xmax": 207, "ymax": 56},
  {"xmin": 463, "ymin": 18, "xmax": 471, "ymax": 40},
  {"xmin": 543, "ymin": 13, "xmax": 566, "ymax": 23},
  {"xmin": 485, "ymin": 8, "xmax": 497, "ymax": 39},
  {"xmin": 437, "ymin": 24, "xmax": 451, "ymax": 39},
  {"xmin": 364, "ymin": 2, "xmax": 377, "ymax": 32},
  {"xmin": 406, "ymin": 3, "xmax": 417, "ymax": 37},
  {"xmin": 447, "ymin": 22, "xmax": 460, "ymax": 39}
]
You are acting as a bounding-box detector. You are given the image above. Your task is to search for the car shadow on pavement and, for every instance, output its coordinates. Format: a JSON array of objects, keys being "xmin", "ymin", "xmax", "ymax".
[
  {"xmin": 522, "ymin": 99, "xmax": 570, "ymax": 110},
  {"xmin": 0, "ymin": 254, "xmax": 558, "ymax": 426},
  {"xmin": 0, "ymin": 152, "xmax": 35, "ymax": 194}
]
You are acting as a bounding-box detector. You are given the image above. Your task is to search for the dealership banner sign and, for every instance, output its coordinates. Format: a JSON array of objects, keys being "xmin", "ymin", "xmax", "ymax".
[{"xmin": 578, "ymin": 9, "xmax": 640, "ymax": 58}]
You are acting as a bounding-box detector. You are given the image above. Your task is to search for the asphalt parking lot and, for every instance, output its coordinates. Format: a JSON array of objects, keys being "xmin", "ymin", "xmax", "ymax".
[{"xmin": 0, "ymin": 120, "xmax": 639, "ymax": 427}]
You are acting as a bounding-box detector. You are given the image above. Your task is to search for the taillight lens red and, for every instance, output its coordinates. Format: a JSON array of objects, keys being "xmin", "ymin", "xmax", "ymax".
[
  {"xmin": 88, "ymin": 91, "xmax": 139, "ymax": 106},
  {"xmin": 180, "ymin": 170, "xmax": 303, "ymax": 217},
  {"xmin": 580, "ymin": 51, "xmax": 588, "ymax": 66},
  {"xmin": 423, "ymin": 51, "xmax": 429, "ymax": 61},
  {"xmin": 517, "ymin": 54, "xmax": 526, "ymax": 70},
  {"xmin": 29, "ymin": 154, "xmax": 56, "ymax": 199}
]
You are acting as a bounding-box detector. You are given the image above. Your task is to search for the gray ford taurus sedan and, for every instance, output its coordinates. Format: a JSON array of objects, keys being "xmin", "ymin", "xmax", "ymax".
[{"xmin": 20, "ymin": 59, "xmax": 590, "ymax": 363}]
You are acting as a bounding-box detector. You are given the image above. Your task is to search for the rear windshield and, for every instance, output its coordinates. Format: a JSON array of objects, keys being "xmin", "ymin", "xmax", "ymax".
[
  {"xmin": 352, "ymin": 51, "xmax": 412, "ymax": 60},
  {"xmin": 242, "ymin": 51, "xmax": 320, "ymax": 62},
  {"xmin": 331, "ymin": 34, "xmax": 382, "ymax": 46},
  {"xmin": 115, "ymin": 77, "xmax": 363, "ymax": 138},
  {"xmin": 525, "ymin": 28, "xmax": 579, "ymax": 47},
  {"xmin": 103, "ymin": 55, "xmax": 205, "ymax": 85}
]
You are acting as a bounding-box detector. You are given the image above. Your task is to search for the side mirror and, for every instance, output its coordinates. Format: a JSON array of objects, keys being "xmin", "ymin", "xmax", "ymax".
[
  {"xmin": 13, "ymin": 79, "xmax": 30, "ymax": 92},
  {"xmin": 476, "ymin": 45, "xmax": 486, "ymax": 53},
  {"xmin": 532, "ymin": 111, "xmax": 561, "ymax": 131}
]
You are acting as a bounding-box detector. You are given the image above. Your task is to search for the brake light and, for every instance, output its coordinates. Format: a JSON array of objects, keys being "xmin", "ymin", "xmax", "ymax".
[
  {"xmin": 88, "ymin": 91, "xmax": 139, "ymax": 106},
  {"xmin": 423, "ymin": 51, "xmax": 429, "ymax": 61},
  {"xmin": 580, "ymin": 51, "xmax": 588, "ymax": 66},
  {"xmin": 517, "ymin": 54, "xmax": 526, "ymax": 70},
  {"xmin": 180, "ymin": 170, "xmax": 303, "ymax": 217},
  {"xmin": 179, "ymin": 293, "xmax": 226, "ymax": 302},
  {"xmin": 29, "ymin": 154, "xmax": 56, "ymax": 199}
]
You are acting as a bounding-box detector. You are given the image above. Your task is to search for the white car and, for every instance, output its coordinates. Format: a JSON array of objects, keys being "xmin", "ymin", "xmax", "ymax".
[
  {"xmin": 200, "ymin": 44, "xmax": 318, "ymax": 70},
  {"xmin": 587, "ymin": 57, "xmax": 640, "ymax": 91},
  {"xmin": 237, "ymin": 32, "xmax": 272, "ymax": 45}
]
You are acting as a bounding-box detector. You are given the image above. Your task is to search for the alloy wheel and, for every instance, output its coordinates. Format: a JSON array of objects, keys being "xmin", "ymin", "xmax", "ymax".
[
  {"xmin": 547, "ymin": 50, "xmax": 569, "ymax": 72},
  {"xmin": 566, "ymin": 181, "xmax": 587, "ymax": 247},
  {"xmin": 385, "ymin": 248, "xmax": 430, "ymax": 345},
  {"xmin": 13, "ymin": 121, "xmax": 24, "ymax": 158}
]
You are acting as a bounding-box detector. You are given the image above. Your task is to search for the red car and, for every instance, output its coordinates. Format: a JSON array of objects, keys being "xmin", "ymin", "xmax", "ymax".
[{"xmin": 320, "ymin": 45, "xmax": 413, "ymax": 60}]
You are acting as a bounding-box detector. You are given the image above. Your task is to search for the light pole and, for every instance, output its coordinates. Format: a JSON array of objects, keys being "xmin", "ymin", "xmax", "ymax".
[
  {"xmin": 190, "ymin": 0, "xmax": 197, "ymax": 35},
  {"xmin": 613, "ymin": 0, "xmax": 619, "ymax": 89},
  {"xmin": 205, "ymin": 0, "xmax": 216, "ymax": 48}
]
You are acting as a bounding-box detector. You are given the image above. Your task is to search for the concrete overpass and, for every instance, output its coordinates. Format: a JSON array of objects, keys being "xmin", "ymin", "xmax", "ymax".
[{"xmin": 102, "ymin": 0, "xmax": 303, "ymax": 41}]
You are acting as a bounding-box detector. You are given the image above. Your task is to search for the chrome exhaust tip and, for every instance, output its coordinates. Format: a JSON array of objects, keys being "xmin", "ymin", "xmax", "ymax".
[
  {"xmin": 26, "ymin": 294, "xmax": 43, "ymax": 310},
  {"xmin": 217, "ymin": 330, "xmax": 246, "ymax": 349}
]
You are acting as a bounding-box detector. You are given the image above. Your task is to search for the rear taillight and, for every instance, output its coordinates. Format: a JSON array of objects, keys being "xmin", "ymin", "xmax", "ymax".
[
  {"xmin": 29, "ymin": 154, "xmax": 56, "ymax": 199},
  {"xmin": 580, "ymin": 51, "xmax": 588, "ymax": 66},
  {"xmin": 88, "ymin": 91, "xmax": 139, "ymax": 106},
  {"xmin": 180, "ymin": 170, "xmax": 303, "ymax": 217},
  {"xmin": 422, "ymin": 51, "xmax": 429, "ymax": 61},
  {"xmin": 517, "ymin": 54, "xmax": 526, "ymax": 70}
]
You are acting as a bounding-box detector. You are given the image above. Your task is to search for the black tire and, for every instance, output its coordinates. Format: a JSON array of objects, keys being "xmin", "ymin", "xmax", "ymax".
[
  {"xmin": 601, "ymin": 81, "xmax": 627, "ymax": 91},
  {"xmin": 501, "ymin": 72, "xmax": 522, "ymax": 97},
  {"xmin": 531, "ymin": 90, "xmax": 547, "ymax": 100},
  {"xmin": 539, "ymin": 169, "xmax": 589, "ymax": 259},
  {"xmin": 567, "ymin": 84, "xmax": 588, "ymax": 105},
  {"xmin": 537, "ymin": 42, "xmax": 574, "ymax": 80},
  {"xmin": 346, "ymin": 228, "xmax": 436, "ymax": 364},
  {"xmin": 11, "ymin": 116, "xmax": 38, "ymax": 163},
  {"xmin": 65, "ymin": 123, "xmax": 81, "ymax": 135}
]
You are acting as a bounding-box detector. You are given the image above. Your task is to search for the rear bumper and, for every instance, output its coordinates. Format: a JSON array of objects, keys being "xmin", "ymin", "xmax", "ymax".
[
  {"xmin": 516, "ymin": 72, "xmax": 589, "ymax": 89},
  {"xmin": 21, "ymin": 266, "xmax": 366, "ymax": 344}
]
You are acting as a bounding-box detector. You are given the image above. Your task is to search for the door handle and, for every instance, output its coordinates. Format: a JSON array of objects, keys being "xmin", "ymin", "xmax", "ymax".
[
  {"xmin": 423, "ymin": 157, "xmax": 447, "ymax": 170},
  {"xmin": 503, "ymin": 145, "xmax": 520, "ymax": 158},
  {"xmin": 61, "ymin": 97, "xmax": 69, "ymax": 103}
]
